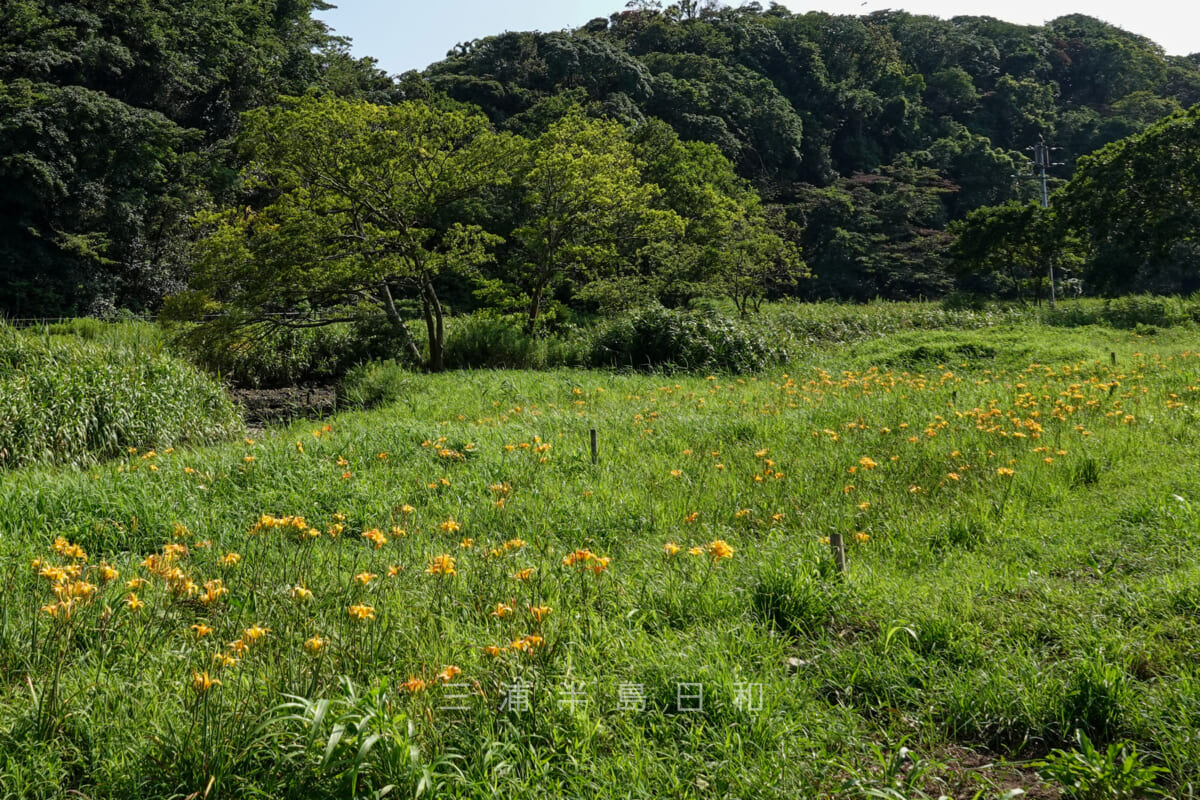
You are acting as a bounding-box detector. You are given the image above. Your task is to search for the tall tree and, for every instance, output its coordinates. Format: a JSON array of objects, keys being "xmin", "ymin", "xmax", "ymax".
[
  {"xmin": 0, "ymin": 79, "xmax": 195, "ymax": 316},
  {"xmin": 0, "ymin": 0, "xmax": 377, "ymax": 317},
  {"xmin": 949, "ymin": 200, "xmax": 1079, "ymax": 300},
  {"xmin": 506, "ymin": 110, "xmax": 684, "ymax": 333},
  {"xmin": 1059, "ymin": 105, "xmax": 1200, "ymax": 294},
  {"xmin": 177, "ymin": 95, "xmax": 512, "ymax": 371}
]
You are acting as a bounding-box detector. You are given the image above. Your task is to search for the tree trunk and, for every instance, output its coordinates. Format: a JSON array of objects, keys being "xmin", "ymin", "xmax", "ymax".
[
  {"xmin": 382, "ymin": 282, "xmax": 422, "ymax": 362},
  {"xmin": 525, "ymin": 284, "xmax": 545, "ymax": 336},
  {"xmin": 421, "ymin": 278, "xmax": 444, "ymax": 373}
]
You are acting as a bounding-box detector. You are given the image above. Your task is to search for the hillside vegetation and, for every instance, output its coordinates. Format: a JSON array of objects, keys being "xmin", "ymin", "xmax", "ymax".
[{"xmin": 5, "ymin": 1, "xmax": 1200, "ymax": 328}]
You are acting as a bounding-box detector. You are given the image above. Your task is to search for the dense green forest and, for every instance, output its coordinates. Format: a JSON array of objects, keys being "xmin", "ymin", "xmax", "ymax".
[{"xmin": 3, "ymin": 0, "xmax": 1199, "ymax": 324}]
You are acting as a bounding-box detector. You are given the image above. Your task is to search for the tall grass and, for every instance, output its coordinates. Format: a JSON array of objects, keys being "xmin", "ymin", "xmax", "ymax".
[{"xmin": 0, "ymin": 322, "xmax": 242, "ymax": 468}]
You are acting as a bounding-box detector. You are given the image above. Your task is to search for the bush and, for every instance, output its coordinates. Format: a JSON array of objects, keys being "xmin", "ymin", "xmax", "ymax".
[
  {"xmin": 170, "ymin": 321, "xmax": 397, "ymax": 389},
  {"xmin": 0, "ymin": 323, "xmax": 242, "ymax": 468},
  {"xmin": 1100, "ymin": 296, "xmax": 1181, "ymax": 329},
  {"xmin": 752, "ymin": 566, "xmax": 841, "ymax": 637},
  {"xmin": 590, "ymin": 305, "xmax": 786, "ymax": 373},
  {"xmin": 1059, "ymin": 659, "xmax": 1131, "ymax": 745},
  {"xmin": 338, "ymin": 360, "xmax": 418, "ymax": 410},
  {"xmin": 443, "ymin": 313, "xmax": 590, "ymax": 370}
]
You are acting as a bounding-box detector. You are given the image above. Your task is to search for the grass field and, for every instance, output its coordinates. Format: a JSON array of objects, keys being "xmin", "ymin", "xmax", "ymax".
[{"xmin": 3, "ymin": 309, "xmax": 1200, "ymax": 798}]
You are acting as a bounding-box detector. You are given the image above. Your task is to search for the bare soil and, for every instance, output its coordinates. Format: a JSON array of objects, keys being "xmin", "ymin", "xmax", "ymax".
[{"xmin": 231, "ymin": 384, "xmax": 338, "ymax": 432}]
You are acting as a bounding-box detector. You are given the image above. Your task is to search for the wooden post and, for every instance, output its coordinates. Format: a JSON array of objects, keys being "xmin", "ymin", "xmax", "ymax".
[
  {"xmin": 1111, "ymin": 351, "xmax": 1117, "ymax": 366},
  {"xmin": 589, "ymin": 428, "xmax": 598, "ymax": 465},
  {"xmin": 829, "ymin": 532, "xmax": 846, "ymax": 574}
]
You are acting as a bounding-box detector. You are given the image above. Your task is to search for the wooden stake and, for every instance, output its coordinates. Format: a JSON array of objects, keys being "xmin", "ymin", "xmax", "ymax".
[
  {"xmin": 829, "ymin": 532, "xmax": 846, "ymax": 574},
  {"xmin": 589, "ymin": 428, "xmax": 598, "ymax": 465}
]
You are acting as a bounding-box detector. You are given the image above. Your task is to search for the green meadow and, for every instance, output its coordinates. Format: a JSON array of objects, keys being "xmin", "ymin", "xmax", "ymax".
[{"xmin": 4, "ymin": 304, "xmax": 1200, "ymax": 798}]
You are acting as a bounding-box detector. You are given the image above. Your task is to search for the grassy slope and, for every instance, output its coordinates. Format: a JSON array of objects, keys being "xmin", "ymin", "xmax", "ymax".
[{"xmin": 3, "ymin": 318, "xmax": 1200, "ymax": 798}]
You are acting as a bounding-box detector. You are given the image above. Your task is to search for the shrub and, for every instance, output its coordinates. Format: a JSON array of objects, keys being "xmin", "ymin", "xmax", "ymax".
[
  {"xmin": 1059, "ymin": 659, "xmax": 1131, "ymax": 745},
  {"xmin": 0, "ymin": 323, "xmax": 242, "ymax": 468},
  {"xmin": 443, "ymin": 313, "xmax": 590, "ymax": 370},
  {"xmin": 590, "ymin": 305, "xmax": 786, "ymax": 373},
  {"xmin": 752, "ymin": 565, "xmax": 841, "ymax": 637},
  {"xmin": 1036, "ymin": 731, "xmax": 1165, "ymax": 799},
  {"xmin": 169, "ymin": 321, "xmax": 386, "ymax": 388},
  {"xmin": 338, "ymin": 360, "xmax": 418, "ymax": 410},
  {"xmin": 1100, "ymin": 296, "xmax": 1180, "ymax": 329}
]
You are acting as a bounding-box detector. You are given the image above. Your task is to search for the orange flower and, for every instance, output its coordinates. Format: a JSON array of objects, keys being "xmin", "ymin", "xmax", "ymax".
[
  {"xmin": 512, "ymin": 567, "xmax": 535, "ymax": 581},
  {"xmin": 530, "ymin": 605, "xmax": 552, "ymax": 622},
  {"xmin": 400, "ymin": 676, "xmax": 427, "ymax": 693},
  {"xmin": 242, "ymin": 625, "xmax": 270, "ymax": 642},
  {"xmin": 436, "ymin": 665, "xmax": 462, "ymax": 683},
  {"xmin": 192, "ymin": 670, "xmax": 221, "ymax": 692},
  {"xmin": 348, "ymin": 603, "xmax": 376, "ymax": 621},
  {"xmin": 199, "ymin": 579, "xmax": 228, "ymax": 605},
  {"xmin": 426, "ymin": 554, "xmax": 457, "ymax": 577},
  {"xmin": 562, "ymin": 549, "xmax": 593, "ymax": 567},
  {"xmin": 706, "ymin": 540, "xmax": 734, "ymax": 561},
  {"xmin": 361, "ymin": 529, "xmax": 388, "ymax": 549},
  {"xmin": 663, "ymin": 542, "xmax": 681, "ymax": 556}
]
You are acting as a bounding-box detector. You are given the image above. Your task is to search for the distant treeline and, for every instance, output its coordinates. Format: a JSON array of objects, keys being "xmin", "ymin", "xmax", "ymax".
[{"xmin": 3, "ymin": 0, "xmax": 1199, "ymax": 320}]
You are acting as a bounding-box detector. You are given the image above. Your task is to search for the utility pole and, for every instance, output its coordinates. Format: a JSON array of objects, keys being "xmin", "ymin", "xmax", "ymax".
[{"xmin": 1028, "ymin": 136, "xmax": 1063, "ymax": 307}]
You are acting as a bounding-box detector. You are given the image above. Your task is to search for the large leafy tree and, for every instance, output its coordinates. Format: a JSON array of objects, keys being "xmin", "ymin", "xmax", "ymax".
[
  {"xmin": 178, "ymin": 95, "xmax": 513, "ymax": 371},
  {"xmin": 504, "ymin": 110, "xmax": 684, "ymax": 333},
  {"xmin": 627, "ymin": 118, "xmax": 806, "ymax": 312},
  {"xmin": 949, "ymin": 200, "xmax": 1080, "ymax": 300},
  {"xmin": 0, "ymin": 0, "xmax": 387, "ymax": 317},
  {"xmin": 0, "ymin": 79, "xmax": 196, "ymax": 316},
  {"xmin": 1059, "ymin": 105, "xmax": 1200, "ymax": 294},
  {"xmin": 793, "ymin": 165, "xmax": 955, "ymax": 300}
]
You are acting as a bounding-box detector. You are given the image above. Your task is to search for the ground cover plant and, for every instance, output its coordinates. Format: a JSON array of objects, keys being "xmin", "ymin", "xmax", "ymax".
[{"xmin": 4, "ymin": 312, "xmax": 1200, "ymax": 797}]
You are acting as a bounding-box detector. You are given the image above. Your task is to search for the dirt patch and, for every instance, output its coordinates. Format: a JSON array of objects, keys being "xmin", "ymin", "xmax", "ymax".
[
  {"xmin": 231, "ymin": 384, "xmax": 338, "ymax": 432},
  {"xmin": 935, "ymin": 745, "xmax": 1061, "ymax": 800}
]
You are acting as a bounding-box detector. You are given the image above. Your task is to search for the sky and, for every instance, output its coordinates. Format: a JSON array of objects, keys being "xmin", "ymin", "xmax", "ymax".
[{"xmin": 316, "ymin": 1, "xmax": 1200, "ymax": 77}]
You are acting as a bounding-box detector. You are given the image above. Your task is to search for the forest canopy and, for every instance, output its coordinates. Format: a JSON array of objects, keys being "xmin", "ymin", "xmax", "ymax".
[{"xmin": 2, "ymin": 0, "xmax": 1199, "ymax": 323}]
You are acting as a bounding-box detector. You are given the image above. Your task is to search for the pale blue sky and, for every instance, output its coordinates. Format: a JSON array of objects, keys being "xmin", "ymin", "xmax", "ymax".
[{"xmin": 317, "ymin": 1, "xmax": 1200, "ymax": 77}]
